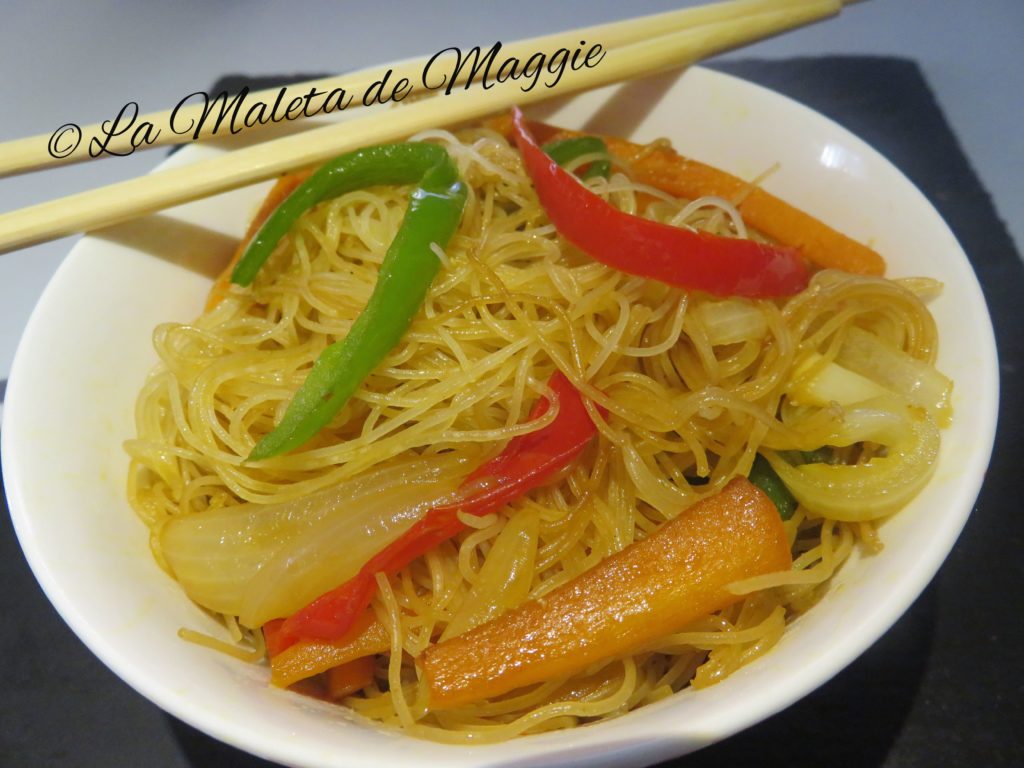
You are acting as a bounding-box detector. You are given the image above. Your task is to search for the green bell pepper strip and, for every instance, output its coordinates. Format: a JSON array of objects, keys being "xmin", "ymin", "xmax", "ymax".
[
  {"xmin": 244, "ymin": 150, "xmax": 467, "ymax": 461},
  {"xmin": 541, "ymin": 136, "xmax": 611, "ymax": 180},
  {"xmin": 231, "ymin": 143, "xmax": 459, "ymax": 287},
  {"xmin": 748, "ymin": 453, "xmax": 797, "ymax": 520}
]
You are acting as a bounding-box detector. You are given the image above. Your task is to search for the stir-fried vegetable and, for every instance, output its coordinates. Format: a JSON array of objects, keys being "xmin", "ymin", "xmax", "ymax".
[
  {"xmin": 324, "ymin": 657, "xmax": 377, "ymax": 700},
  {"xmin": 243, "ymin": 147, "xmax": 468, "ymax": 460},
  {"xmin": 268, "ymin": 609, "xmax": 389, "ymax": 688},
  {"xmin": 835, "ymin": 326, "xmax": 952, "ymax": 426},
  {"xmin": 789, "ymin": 351, "xmax": 892, "ymax": 407},
  {"xmin": 159, "ymin": 455, "xmax": 468, "ymax": 627},
  {"xmin": 695, "ymin": 297, "xmax": 769, "ymax": 346},
  {"xmin": 763, "ymin": 395, "xmax": 939, "ymax": 521},
  {"xmin": 510, "ymin": 108, "xmax": 809, "ymax": 298},
  {"xmin": 419, "ymin": 477, "xmax": 792, "ymax": 709},
  {"xmin": 493, "ymin": 114, "xmax": 886, "ymax": 277},
  {"xmin": 748, "ymin": 454, "xmax": 797, "ymax": 520},
  {"xmin": 439, "ymin": 508, "xmax": 540, "ymax": 642},
  {"xmin": 206, "ymin": 170, "xmax": 311, "ymax": 310},
  {"xmin": 268, "ymin": 371, "xmax": 599, "ymax": 654},
  {"xmin": 541, "ymin": 136, "xmax": 611, "ymax": 180},
  {"xmin": 232, "ymin": 144, "xmax": 458, "ymax": 285}
]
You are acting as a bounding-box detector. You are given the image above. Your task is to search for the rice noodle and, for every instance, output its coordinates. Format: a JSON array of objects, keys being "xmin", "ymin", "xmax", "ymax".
[{"xmin": 126, "ymin": 126, "xmax": 947, "ymax": 742}]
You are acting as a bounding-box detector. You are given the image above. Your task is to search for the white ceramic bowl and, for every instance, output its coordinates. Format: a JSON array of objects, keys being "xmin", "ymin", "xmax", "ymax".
[{"xmin": 2, "ymin": 66, "xmax": 998, "ymax": 767}]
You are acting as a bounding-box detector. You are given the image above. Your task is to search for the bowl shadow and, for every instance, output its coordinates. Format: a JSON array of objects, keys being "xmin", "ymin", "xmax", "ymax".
[{"xmin": 91, "ymin": 214, "xmax": 238, "ymax": 280}]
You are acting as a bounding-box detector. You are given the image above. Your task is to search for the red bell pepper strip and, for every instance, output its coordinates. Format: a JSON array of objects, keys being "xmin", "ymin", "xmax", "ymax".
[
  {"xmin": 510, "ymin": 107, "xmax": 810, "ymax": 299},
  {"xmin": 266, "ymin": 371, "xmax": 599, "ymax": 655}
]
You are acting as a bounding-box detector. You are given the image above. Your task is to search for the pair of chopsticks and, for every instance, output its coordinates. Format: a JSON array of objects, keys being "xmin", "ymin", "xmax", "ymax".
[{"xmin": 0, "ymin": 0, "xmax": 848, "ymax": 254}]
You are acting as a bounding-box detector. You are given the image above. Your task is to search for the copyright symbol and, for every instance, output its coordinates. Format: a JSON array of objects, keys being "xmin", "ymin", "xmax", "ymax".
[{"xmin": 48, "ymin": 123, "xmax": 82, "ymax": 159}]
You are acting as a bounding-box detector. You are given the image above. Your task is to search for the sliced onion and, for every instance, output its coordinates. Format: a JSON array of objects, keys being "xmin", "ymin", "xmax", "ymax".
[
  {"xmin": 160, "ymin": 455, "xmax": 469, "ymax": 626},
  {"xmin": 836, "ymin": 326, "xmax": 952, "ymax": 426},
  {"xmin": 694, "ymin": 298, "xmax": 768, "ymax": 346},
  {"xmin": 789, "ymin": 352, "xmax": 891, "ymax": 407},
  {"xmin": 764, "ymin": 396, "xmax": 939, "ymax": 522},
  {"xmin": 440, "ymin": 510, "xmax": 539, "ymax": 641}
]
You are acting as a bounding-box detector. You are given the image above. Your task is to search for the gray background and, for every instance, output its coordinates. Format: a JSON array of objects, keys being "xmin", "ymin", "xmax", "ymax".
[{"xmin": 0, "ymin": 0, "xmax": 1020, "ymax": 419}]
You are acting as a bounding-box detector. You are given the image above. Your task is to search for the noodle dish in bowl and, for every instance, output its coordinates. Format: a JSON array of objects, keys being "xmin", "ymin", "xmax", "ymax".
[{"xmin": 1, "ymin": 67, "xmax": 997, "ymax": 767}]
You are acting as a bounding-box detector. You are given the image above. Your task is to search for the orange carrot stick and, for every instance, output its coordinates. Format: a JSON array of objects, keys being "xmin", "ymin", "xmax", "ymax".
[
  {"xmin": 269, "ymin": 609, "xmax": 389, "ymax": 688},
  {"xmin": 205, "ymin": 169, "xmax": 313, "ymax": 310},
  {"xmin": 418, "ymin": 477, "xmax": 792, "ymax": 709},
  {"xmin": 325, "ymin": 656, "xmax": 377, "ymax": 700},
  {"xmin": 487, "ymin": 115, "xmax": 885, "ymax": 277}
]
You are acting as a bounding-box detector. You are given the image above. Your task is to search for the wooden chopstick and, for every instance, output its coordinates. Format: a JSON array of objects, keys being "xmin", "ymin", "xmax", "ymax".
[
  {"xmin": 0, "ymin": 0, "xmax": 841, "ymax": 255},
  {"xmin": 0, "ymin": 0, "xmax": 827, "ymax": 178}
]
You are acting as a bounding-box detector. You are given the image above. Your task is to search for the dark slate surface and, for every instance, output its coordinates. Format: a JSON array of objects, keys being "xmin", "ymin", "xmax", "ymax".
[{"xmin": 2, "ymin": 57, "xmax": 1021, "ymax": 767}]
